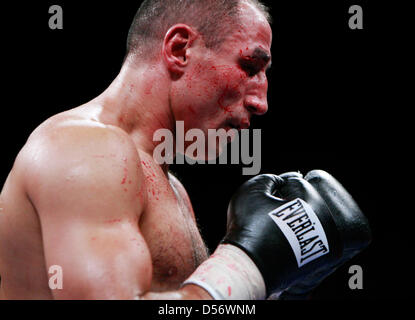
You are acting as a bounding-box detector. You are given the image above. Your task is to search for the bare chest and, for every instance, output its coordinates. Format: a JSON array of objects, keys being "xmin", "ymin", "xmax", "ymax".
[{"xmin": 138, "ymin": 166, "xmax": 209, "ymax": 292}]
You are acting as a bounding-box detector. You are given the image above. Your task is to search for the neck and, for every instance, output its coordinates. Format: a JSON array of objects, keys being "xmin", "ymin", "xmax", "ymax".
[{"xmin": 90, "ymin": 59, "xmax": 176, "ymax": 171}]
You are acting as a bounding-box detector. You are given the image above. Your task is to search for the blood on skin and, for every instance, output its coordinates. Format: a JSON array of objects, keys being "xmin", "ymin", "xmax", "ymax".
[
  {"xmin": 141, "ymin": 160, "xmax": 152, "ymax": 170},
  {"xmin": 228, "ymin": 286, "xmax": 232, "ymax": 296},
  {"xmin": 144, "ymin": 65, "xmax": 157, "ymax": 94},
  {"xmin": 186, "ymin": 63, "xmax": 203, "ymax": 89},
  {"xmin": 135, "ymin": 184, "xmax": 145, "ymax": 202},
  {"xmin": 208, "ymin": 64, "xmax": 247, "ymax": 117},
  {"xmin": 140, "ymin": 160, "xmax": 161, "ymax": 200},
  {"xmin": 119, "ymin": 114, "xmax": 125, "ymax": 125},
  {"xmin": 144, "ymin": 81, "xmax": 153, "ymax": 95},
  {"xmin": 241, "ymin": 117, "xmax": 249, "ymax": 127},
  {"xmin": 227, "ymin": 263, "xmax": 239, "ymax": 272},
  {"xmin": 216, "ymin": 276, "xmax": 226, "ymax": 284},
  {"xmin": 104, "ymin": 219, "xmax": 122, "ymax": 224},
  {"xmin": 187, "ymin": 105, "xmax": 196, "ymax": 115},
  {"xmin": 143, "ymin": 164, "xmax": 155, "ymax": 183},
  {"xmin": 129, "ymin": 84, "xmax": 135, "ymax": 93},
  {"xmin": 121, "ymin": 157, "xmax": 128, "ymax": 185},
  {"xmin": 150, "ymin": 188, "xmax": 161, "ymax": 201},
  {"xmin": 217, "ymin": 84, "xmax": 237, "ymax": 116}
]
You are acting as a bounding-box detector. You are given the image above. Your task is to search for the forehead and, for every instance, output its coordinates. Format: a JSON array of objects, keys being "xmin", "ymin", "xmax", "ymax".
[{"xmin": 219, "ymin": 1, "xmax": 272, "ymax": 56}]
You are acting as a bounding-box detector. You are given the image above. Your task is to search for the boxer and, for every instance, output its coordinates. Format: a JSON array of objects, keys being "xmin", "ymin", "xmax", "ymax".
[{"xmin": 0, "ymin": 0, "xmax": 370, "ymax": 300}]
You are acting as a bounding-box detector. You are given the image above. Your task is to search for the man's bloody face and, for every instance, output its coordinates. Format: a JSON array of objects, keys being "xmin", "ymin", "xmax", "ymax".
[{"xmin": 172, "ymin": 2, "xmax": 272, "ymax": 158}]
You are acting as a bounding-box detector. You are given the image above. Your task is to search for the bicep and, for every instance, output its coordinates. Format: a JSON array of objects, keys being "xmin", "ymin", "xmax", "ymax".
[{"xmin": 25, "ymin": 126, "xmax": 152, "ymax": 299}]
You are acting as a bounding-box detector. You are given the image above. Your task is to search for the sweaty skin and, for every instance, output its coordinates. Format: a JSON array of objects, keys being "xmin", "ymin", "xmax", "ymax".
[{"xmin": 0, "ymin": 1, "xmax": 272, "ymax": 300}]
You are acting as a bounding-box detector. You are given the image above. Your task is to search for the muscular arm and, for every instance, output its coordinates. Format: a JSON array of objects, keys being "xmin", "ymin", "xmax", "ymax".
[{"xmin": 22, "ymin": 124, "xmax": 211, "ymax": 300}]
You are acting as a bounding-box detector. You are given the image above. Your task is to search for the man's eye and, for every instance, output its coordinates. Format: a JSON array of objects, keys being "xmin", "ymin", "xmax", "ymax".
[
  {"xmin": 240, "ymin": 60, "xmax": 259, "ymax": 77},
  {"xmin": 245, "ymin": 65, "xmax": 258, "ymax": 77}
]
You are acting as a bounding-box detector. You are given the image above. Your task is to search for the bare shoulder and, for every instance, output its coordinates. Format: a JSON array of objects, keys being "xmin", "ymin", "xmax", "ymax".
[
  {"xmin": 13, "ymin": 114, "xmax": 145, "ymax": 206},
  {"xmin": 17, "ymin": 114, "xmax": 138, "ymax": 168}
]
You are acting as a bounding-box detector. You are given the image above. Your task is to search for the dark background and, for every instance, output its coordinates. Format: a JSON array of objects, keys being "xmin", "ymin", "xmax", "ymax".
[{"xmin": 1, "ymin": 0, "xmax": 407, "ymax": 301}]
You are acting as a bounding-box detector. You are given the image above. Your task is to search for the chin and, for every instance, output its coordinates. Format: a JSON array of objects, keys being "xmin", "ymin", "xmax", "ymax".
[{"xmin": 206, "ymin": 142, "xmax": 228, "ymax": 161}]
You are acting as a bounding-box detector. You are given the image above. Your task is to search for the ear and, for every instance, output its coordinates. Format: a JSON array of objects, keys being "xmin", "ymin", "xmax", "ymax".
[{"xmin": 162, "ymin": 24, "xmax": 198, "ymax": 77}]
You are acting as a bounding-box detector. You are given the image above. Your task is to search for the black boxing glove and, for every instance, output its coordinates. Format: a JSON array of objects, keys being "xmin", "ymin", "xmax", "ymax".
[
  {"xmin": 182, "ymin": 171, "xmax": 370, "ymax": 299},
  {"xmin": 278, "ymin": 170, "xmax": 371, "ymax": 299},
  {"xmin": 222, "ymin": 173, "xmax": 344, "ymax": 296}
]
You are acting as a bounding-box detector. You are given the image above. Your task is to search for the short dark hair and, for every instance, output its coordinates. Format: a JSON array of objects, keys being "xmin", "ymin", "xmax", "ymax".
[{"xmin": 125, "ymin": 0, "xmax": 271, "ymax": 62}]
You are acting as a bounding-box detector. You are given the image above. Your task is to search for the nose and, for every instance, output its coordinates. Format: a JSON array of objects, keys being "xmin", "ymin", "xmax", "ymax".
[
  {"xmin": 245, "ymin": 72, "xmax": 268, "ymax": 116},
  {"xmin": 246, "ymin": 98, "xmax": 268, "ymax": 115}
]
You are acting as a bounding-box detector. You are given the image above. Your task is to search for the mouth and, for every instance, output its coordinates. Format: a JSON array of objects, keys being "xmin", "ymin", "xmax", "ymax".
[{"xmin": 226, "ymin": 119, "xmax": 250, "ymax": 131}]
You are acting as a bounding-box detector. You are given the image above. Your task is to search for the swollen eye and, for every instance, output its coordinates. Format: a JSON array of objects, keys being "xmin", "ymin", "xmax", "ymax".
[
  {"xmin": 245, "ymin": 66, "xmax": 258, "ymax": 77},
  {"xmin": 239, "ymin": 58, "xmax": 258, "ymax": 77},
  {"xmin": 244, "ymin": 65, "xmax": 259, "ymax": 77}
]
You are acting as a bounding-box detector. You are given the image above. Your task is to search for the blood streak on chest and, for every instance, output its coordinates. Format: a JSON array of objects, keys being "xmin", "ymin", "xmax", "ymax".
[
  {"xmin": 121, "ymin": 168, "xmax": 128, "ymax": 185},
  {"xmin": 141, "ymin": 160, "xmax": 161, "ymax": 200}
]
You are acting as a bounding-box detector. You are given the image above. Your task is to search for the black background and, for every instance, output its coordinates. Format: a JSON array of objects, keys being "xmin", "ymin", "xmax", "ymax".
[{"xmin": 0, "ymin": 0, "xmax": 408, "ymax": 303}]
